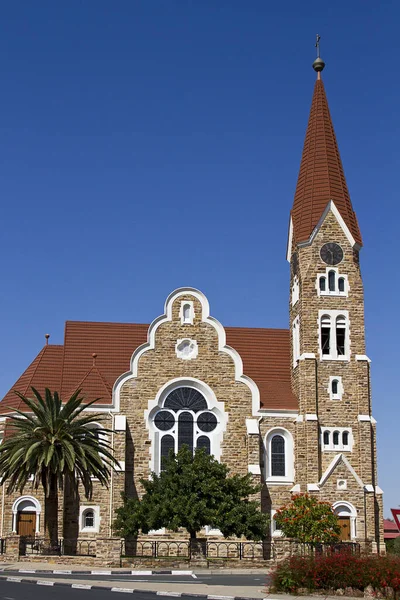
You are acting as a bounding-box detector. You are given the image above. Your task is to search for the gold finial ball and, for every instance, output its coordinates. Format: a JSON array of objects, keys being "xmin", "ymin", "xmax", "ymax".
[
  {"xmin": 313, "ymin": 57, "xmax": 325, "ymax": 72},
  {"xmin": 92, "ymin": 353, "xmax": 97, "ymax": 358}
]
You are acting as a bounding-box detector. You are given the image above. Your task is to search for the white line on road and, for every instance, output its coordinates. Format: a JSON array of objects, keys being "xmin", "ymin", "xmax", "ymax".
[
  {"xmin": 156, "ymin": 592, "xmax": 182, "ymax": 597},
  {"xmin": 72, "ymin": 584, "xmax": 93, "ymax": 589},
  {"xmin": 111, "ymin": 588, "xmax": 134, "ymax": 593},
  {"xmin": 37, "ymin": 581, "xmax": 55, "ymax": 586}
]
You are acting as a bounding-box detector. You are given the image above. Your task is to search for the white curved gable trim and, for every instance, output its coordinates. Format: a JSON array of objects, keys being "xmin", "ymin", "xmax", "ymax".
[{"xmin": 113, "ymin": 287, "xmax": 261, "ymax": 415}]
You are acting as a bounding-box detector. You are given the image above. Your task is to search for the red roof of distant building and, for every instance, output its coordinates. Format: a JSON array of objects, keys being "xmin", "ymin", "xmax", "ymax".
[
  {"xmin": 0, "ymin": 322, "xmax": 297, "ymax": 414},
  {"xmin": 384, "ymin": 519, "xmax": 400, "ymax": 539}
]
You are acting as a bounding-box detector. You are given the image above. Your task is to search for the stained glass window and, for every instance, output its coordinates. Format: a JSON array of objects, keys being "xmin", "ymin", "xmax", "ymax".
[
  {"xmin": 154, "ymin": 411, "xmax": 174, "ymax": 431},
  {"xmin": 197, "ymin": 412, "xmax": 217, "ymax": 432},
  {"xmin": 271, "ymin": 435, "xmax": 285, "ymax": 477},
  {"xmin": 164, "ymin": 387, "xmax": 207, "ymax": 412},
  {"xmin": 161, "ymin": 435, "xmax": 175, "ymax": 470},
  {"xmin": 84, "ymin": 510, "xmax": 94, "ymax": 528},
  {"xmin": 197, "ymin": 436, "xmax": 211, "ymax": 455},
  {"xmin": 178, "ymin": 412, "xmax": 194, "ymax": 453}
]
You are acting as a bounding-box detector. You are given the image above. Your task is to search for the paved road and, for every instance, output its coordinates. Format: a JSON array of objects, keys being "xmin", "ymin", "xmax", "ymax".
[
  {"xmin": 0, "ymin": 571, "xmax": 267, "ymax": 587},
  {"xmin": 0, "ymin": 579, "xmax": 166, "ymax": 600}
]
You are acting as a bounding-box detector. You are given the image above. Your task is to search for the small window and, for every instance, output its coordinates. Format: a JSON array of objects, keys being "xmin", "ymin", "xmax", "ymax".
[
  {"xmin": 336, "ymin": 316, "xmax": 346, "ymax": 356},
  {"xmin": 333, "ymin": 431, "xmax": 339, "ymax": 446},
  {"xmin": 319, "ymin": 277, "xmax": 326, "ymax": 292},
  {"xmin": 160, "ymin": 435, "xmax": 175, "ymax": 470},
  {"xmin": 331, "ymin": 379, "xmax": 338, "ymax": 396},
  {"xmin": 271, "ymin": 435, "xmax": 285, "ymax": 477},
  {"xmin": 328, "ymin": 270, "xmax": 336, "ymax": 292},
  {"xmin": 323, "ymin": 431, "xmax": 330, "ymax": 445},
  {"xmin": 183, "ymin": 304, "xmax": 191, "ymax": 323},
  {"xmin": 338, "ymin": 277, "xmax": 345, "ymax": 292},
  {"xmin": 342, "ymin": 431, "xmax": 349, "ymax": 447},
  {"xmin": 84, "ymin": 510, "xmax": 94, "ymax": 528},
  {"xmin": 321, "ymin": 315, "xmax": 331, "ymax": 355}
]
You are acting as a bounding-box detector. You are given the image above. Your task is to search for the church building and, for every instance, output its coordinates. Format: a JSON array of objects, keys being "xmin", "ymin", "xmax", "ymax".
[{"xmin": 0, "ymin": 52, "xmax": 385, "ymax": 554}]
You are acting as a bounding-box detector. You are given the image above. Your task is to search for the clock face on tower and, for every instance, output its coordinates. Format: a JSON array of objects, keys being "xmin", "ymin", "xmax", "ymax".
[{"xmin": 320, "ymin": 242, "xmax": 344, "ymax": 266}]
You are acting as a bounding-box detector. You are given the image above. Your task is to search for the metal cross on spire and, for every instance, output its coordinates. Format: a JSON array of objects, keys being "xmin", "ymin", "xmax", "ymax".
[
  {"xmin": 315, "ymin": 34, "xmax": 321, "ymax": 58},
  {"xmin": 312, "ymin": 34, "xmax": 325, "ymax": 77}
]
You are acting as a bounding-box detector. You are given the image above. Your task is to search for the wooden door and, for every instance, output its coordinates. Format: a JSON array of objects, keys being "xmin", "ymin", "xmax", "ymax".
[
  {"xmin": 338, "ymin": 517, "xmax": 351, "ymax": 541},
  {"xmin": 17, "ymin": 512, "xmax": 36, "ymax": 537}
]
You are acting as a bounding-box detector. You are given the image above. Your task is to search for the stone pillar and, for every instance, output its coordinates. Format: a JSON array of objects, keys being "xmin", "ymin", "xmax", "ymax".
[
  {"xmin": 190, "ymin": 538, "xmax": 207, "ymax": 566},
  {"xmin": 4, "ymin": 535, "xmax": 20, "ymax": 560},
  {"xmin": 96, "ymin": 537, "xmax": 122, "ymax": 567}
]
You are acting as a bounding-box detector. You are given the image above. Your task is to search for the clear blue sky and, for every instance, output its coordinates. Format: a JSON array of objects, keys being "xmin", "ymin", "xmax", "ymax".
[{"xmin": 1, "ymin": 1, "xmax": 399, "ymax": 516}]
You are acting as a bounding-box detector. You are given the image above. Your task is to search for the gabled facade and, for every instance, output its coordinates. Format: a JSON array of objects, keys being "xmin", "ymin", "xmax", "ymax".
[{"xmin": 0, "ymin": 56, "xmax": 385, "ymax": 554}]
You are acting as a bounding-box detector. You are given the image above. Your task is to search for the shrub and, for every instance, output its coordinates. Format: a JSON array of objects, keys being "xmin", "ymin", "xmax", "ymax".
[{"xmin": 271, "ymin": 554, "xmax": 400, "ymax": 595}]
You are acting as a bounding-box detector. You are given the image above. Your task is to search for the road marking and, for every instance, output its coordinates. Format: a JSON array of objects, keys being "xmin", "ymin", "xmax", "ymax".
[
  {"xmin": 53, "ymin": 570, "xmax": 72, "ymax": 574},
  {"xmin": 171, "ymin": 571, "xmax": 193, "ymax": 576},
  {"xmin": 18, "ymin": 570, "xmax": 35, "ymax": 574},
  {"xmin": 111, "ymin": 588, "xmax": 133, "ymax": 593},
  {"xmin": 37, "ymin": 581, "xmax": 55, "ymax": 586},
  {"xmin": 92, "ymin": 571, "xmax": 112, "ymax": 575},
  {"xmin": 207, "ymin": 596, "xmax": 235, "ymax": 600},
  {"xmin": 72, "ymin": 584, "xmax": 92, "ymax": 589},
  {"xmin": 131, "ymin": 571, "xmax": 152, "ymax": 575},
  {"xmin": 6, "ymin": 578, "xmax": 21, "ymax": 583},
  {"xmin": 156, "ymin": 592, "xmax": 182, "ymax": 597}
]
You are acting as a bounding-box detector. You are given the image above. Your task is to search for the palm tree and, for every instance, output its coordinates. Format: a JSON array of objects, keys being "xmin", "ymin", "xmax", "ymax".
[{"xmin": 0, "ymin": 387, "xmax": 118, "ymax": 547}]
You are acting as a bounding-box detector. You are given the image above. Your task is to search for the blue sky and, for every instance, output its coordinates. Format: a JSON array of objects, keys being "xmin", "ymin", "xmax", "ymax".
[{"xmin": 0, "ymin": 1, "xmax": 399, "ymax": 516}]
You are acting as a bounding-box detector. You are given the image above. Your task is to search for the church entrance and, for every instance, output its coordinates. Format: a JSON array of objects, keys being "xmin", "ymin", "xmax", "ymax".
[
  {"xmin": 338, "ymin": 516, "xmax": 351, "ymax": 541},
  {"xmin": 17, "ymin": 512, "xmax": 36, "ymax": 537}
]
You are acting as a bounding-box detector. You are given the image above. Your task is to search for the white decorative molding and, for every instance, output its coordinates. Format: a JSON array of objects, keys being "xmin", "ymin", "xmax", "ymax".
[
  {"xmin": 328, "ymin": 376, "xmax": 343, "ymax": 401},
  {"xmin": 292, "ymin": 315, "xmax": 300, "ymax": 368},
  {"xmin": 319, "ymin": 454, "xmax": 364, "ymax": 489},
  {"xmin": 318, "ymin": 309, "xmax": 350, "ymax": 361},
  {"xmin": 364, "ymin": 484, "xmax": 374, "ymax": 493},
  {"xmin": 12, "ymin": 496, "xmax": 42, "ymax": 534},
  {"xmin": 259, "ymin": 409, "xmax": 298, "ymax": 417},
  {"xmin": 375, "ymin": 486, "xmax": 384, "ymax": 495},
  {"xmin": 358, "ymin": 415, "xmax": 371, "ymax": 422},
  {"xmin": 175, "ymin": 338, "xmax": 199, "ymax": 360},
  {"xmin": 297, "ymin": 200, "xmax": 361, "ymax": 251},
  {"xmin": 246, "ymin": 419, "xmax": 259, "ymax": 434},
  {"xmin": 333, "ymin": 501, "xmax": 357, "ymax": 540},
  {"xmin": 264, "ymin": 427, "xmax": 294, "ymax": 484},
  {"xmin": 286, "ymin": 217, "xmax": 294, "ymax": 262},
  {"xmin": 306, "ymin": 414, "xmax": 318, "ymax": 421},
  {"xmin": 337, "ymin": 479, "xmax": 347, "ymax": 491},
  {"xmin": 114, "ymin": 461, "xmax": 125, "ymax": 472},
  {"xmin": 295, "ymin": 415, "xmax": 304, "ymax": 423},
  {"xmin": 248, "ymin": 464, "xmax": 261, "ymax": 475},
  {"xmin": 316, "ymin": 267, "xmax": 349, "ymax": 298},
  {"xmin": 307, "ymin": 483, "xmax": 320, "ymax": 492},
  {"xmin": 321, "ymin": 427, "xmax": 353, "ymax": 452},
  {"xmin": 290, "ymin": 484, "xmax": 301, "ymax": 492},
  {"xmin": 291, "ymin": 275, "xmax": 300, "ymax": 306},
  {"xmin": 114, "ymin": 415, "xmax": 126, "ymax": 431},
  {"xmin": 371, "ymin": 417, "xmax": 377, "ymax": 425},
  {"xmin": 299, "ymin": 353, "xmax": 316, "ymax": 360},
  {"xmin": 114, "ymin": 288, "xmax": 261, "ymax": 416},
  {"xmin": 355, "ymin": 355, "xmax": 371, "ymax": 362}
]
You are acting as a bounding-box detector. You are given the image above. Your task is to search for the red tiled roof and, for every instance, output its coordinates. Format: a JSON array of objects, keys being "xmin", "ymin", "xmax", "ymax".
[
  {"xmin": 0, "ymin": 322, "xmax": 297, "ymax": 413},
  {"xmin": 384, "ymin": 519, "xmax": 400, "ymax": 532},
  {"xmin": 0, "ymin": 345, "xmax": 64, "ymax": 415},
  {"xmin": 291, "ymin": 78, "xmax": 362, "ymax": 246}
]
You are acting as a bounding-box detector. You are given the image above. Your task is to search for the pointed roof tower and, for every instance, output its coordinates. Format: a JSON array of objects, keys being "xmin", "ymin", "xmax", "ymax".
[{"xmin": 289, "ymin": 37, "xmax": 362, "ymax": 251}]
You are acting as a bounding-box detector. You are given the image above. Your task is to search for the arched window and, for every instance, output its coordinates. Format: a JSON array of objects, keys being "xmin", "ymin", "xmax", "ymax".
[
  {"xmin": 328, "ymin": 270, "xmax": 336, "ymax": 291},
  {"xmin": 265, "ymin": 428, "xmax": 294, "ymax": 483},
  {"xmin": 321, "ymin": 315, "xmax": 331, "ymax": 356},
  {"xmin": 271, "ymin": 435, "xmax": 285, "ymax": 477},
  {"xmin": 338, "ymin": 277, "xmax": 345, "ymax": 292},
  {"xmin": 323, "ymin": 431, "xmax": 330, "ymax": 446},
  {"xmin": 342, "ymin": 431, "xmax": 349, "ymax": 447},
  {"xmin": 319, "ymin": 277, "xmax": 326, "ymax": 292},
  {"xmin": 336, "ymin": 316, "xmax": 346, "ymax": 356},
  {"xmin": 333, "ymin": 431, "xmax": 339, "ymax": 446},
  {"xmin": 180, "ymin": 301, "xmax": 194, "ymax": 324},
  {"xmin": 84, "ymin": 509, "xmax": 95, "ymax": 528},
  {"xmin": 153, "ymin": 387, "xmax": 220, "ymax": 473},
  {"xmin": 183, "ymin": 304, "xmax": 191, "ymax": 323}
]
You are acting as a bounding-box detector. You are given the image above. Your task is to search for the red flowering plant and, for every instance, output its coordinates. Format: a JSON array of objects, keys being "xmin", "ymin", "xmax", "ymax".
[{"xmin": 274, "ymin": 494, "xmax": 341, "ymax": 544}]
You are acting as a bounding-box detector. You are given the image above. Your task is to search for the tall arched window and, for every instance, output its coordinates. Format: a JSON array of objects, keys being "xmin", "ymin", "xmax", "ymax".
[
  {"xmin": 336, "ymin": 316, "xmax": 347, "ymax": 356},
  {"xmin": 328, "ymin": 270, "xmax": 336, "ymax": 291},
  {"xmin": 153, "ymin": 387, "xmax": 220, "ymax": 473},
  {"xmin": 323, "ymin": 431, "xmax": 330, "ymax": 446},
  {"xmin": 265, "ymin": 428, "xmax": 294, "ymax": 483},
  {"xmin": 319, "ymin": 277, "xmax": 326, "ymax": 292},
  {"xmin": 333, "ymin": 431, "xmax": 340, "ymax": 446},
  {"xmin": 321, "ymin": 315, "xmax": 331, "ymax": 355}
]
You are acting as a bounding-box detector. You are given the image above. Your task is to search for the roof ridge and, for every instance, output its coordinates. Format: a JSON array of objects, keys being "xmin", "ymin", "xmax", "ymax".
[
  {"xmin": 65, "ymin": 364, "xmax": 112, "ymax": 402},
  {"xmin": 14, "ymin": 345, "xmax": 47, "ymax": 412}
]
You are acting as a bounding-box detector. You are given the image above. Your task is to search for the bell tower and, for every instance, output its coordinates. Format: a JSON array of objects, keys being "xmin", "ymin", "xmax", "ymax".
[{"xmin": 287, "ymin": 38, "xmax": 384, "ymax": 552}]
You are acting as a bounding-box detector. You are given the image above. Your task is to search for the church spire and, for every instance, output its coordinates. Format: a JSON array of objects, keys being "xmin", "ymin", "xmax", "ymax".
[{"xmin": 289, "ymin": 38, "xmax": 362, "ymax": 249}]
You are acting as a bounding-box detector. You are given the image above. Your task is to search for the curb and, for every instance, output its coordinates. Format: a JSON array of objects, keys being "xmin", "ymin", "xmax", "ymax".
[
  {"xmin": 0, "ymin": 574, "xmax": 266, "ymax": 600},
  {"xmin": 5, "ymin": 568, "xmax": 195, "ymax": 576}
]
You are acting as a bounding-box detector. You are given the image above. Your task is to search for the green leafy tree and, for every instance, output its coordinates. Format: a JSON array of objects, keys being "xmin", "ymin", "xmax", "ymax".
[
  {"xmin": 274, "ymin": 493, "xmax": 341, "ymax": 544},
  {"xmin": 0, "ymin": 387, "xmax": 118, "ymax": 546},
  {"xmin": 114, "ymin": 445, "xmax": 269, "ymax": 540}
]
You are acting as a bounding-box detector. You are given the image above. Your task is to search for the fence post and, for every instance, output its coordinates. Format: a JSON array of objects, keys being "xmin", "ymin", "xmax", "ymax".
[
  {"xmin": 154, "ymin": 540, "xmax": 157, "ymax": 558},
  {"xmin": 239, "ymin": 542, "xmax": 242, "ymax": 560}
]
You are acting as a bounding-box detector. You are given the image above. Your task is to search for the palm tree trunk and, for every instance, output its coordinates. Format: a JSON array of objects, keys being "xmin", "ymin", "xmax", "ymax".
[{"xmin": 44, "ymin": 475, "xmax": 59, "ymax": 548}]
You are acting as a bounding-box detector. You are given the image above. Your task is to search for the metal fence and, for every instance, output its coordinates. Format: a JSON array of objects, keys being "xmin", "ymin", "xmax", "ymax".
[
  {"xmin": 122, "ymin": 539, "xmax": 272, "ymax": 560},
  {"xmin": 311, "ymin": 542, "xmax": 360, "ymax": 556},
  {"xmin": 19, "ymin": 537, "xmax": 96, "ymax": 557}
]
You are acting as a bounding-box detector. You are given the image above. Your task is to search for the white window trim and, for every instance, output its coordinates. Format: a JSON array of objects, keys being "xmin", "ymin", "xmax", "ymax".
[
  {"xmin": 12, "ymin": 496, "xmax": 42, "ymax": 534},
  {"xmin": 328, "ymin": 376, "xmax": 343, "ymax": 400},
  {"xmin": 179, "ymin": 301, "xmax": 195, "ymax": 325},
  {"xmin": 292, "ymin": 316, "xmax": 300, "ymax": 368},
  {"xmin": 321, "ymin": 427, "xmax": 353, "ymax": 452},
  {"xmin": 264, "ymin": 427, "xmax": 294, "ymax": 484},
  {"xmin": 318, "ymin": 309, "xmax": 350, "ymax": 361},
  {"xmin": 316, "ymin": 267, "xmax": 349, "ymax": 297},
  {"xmin": 205, "ymin": 526, "xmax": 223, "ymax": 536},
  {"xmin": 333, "ymin": 501, "xmax": 357, "ymax": 540},
  {"xmin": 79, "ymin": 505, "xmax": 100, "ymax": 533},
  {"xmin": 175, "ymin": 338, "xmax": 199, "ymax": 360},
  {"xmin": 271, "ymin": 509, "xmax": 283, "ymax": 537},
  {"xmin": 291, "ymin": 275, "xmax": 300, "ymax": 306}
]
